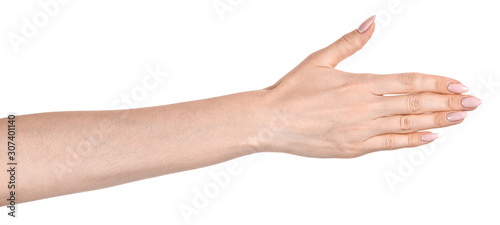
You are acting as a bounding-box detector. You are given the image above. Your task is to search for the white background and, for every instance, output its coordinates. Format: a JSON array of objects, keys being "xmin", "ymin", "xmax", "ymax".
[{"xmin": 1, "ymin": 0, "xmax": 500, "ymax": 224}]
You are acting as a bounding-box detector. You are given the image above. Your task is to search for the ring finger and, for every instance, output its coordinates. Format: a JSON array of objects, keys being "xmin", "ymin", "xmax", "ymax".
[{"xmin": 370, "ymin": 111, "xmax": 468, "ymax": 135}]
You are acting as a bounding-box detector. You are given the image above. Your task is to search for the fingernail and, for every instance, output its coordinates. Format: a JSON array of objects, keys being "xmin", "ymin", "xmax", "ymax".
[
  {"xmin": 446, "ymin": 111, "xmax": 468, "ymax": 122},
  {"xmin": 357, "ymin": 15, "xmax": 376, "ymax": 33},
  {"xmin": 448, "ymin": 83, "xmax": 469, "ymax": 93},
  {"xmin": 461, "ymin": 97, "xmax": 482, "ymax": 108},
  {"xmin": 421, "ymin": 133, "xmax": 439, "ymax": 142}
]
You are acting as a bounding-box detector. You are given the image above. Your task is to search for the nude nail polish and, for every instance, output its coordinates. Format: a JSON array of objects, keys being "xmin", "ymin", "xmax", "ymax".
[
  {"xmin": 357, "ymin": 15, "xmax": 376, "ymax": 33},
  {"xmin": 446, "ymin": 111, "xmax": 468, "ymax": 122},
  {"xmin": 461, "ymin": 97, "xmax": 482, "ymax": 108},
  {"xmin": 421, "ymin": 133, "xmax": 439, "ymax": 142},
  {"xmin": 448, "ymin": 83, "xmax": 469, "ymax": 93}
]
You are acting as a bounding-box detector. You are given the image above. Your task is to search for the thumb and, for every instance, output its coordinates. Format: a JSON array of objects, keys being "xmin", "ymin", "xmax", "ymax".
[{"xmin": 314, "ymin": 15, "xmax": 376, "ymax": 67}]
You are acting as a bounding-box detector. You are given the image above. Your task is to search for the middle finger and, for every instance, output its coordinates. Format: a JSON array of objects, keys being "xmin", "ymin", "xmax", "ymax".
[{"xmin": 377, "ymin": 93, "xmax": 481, "ymax": 116}]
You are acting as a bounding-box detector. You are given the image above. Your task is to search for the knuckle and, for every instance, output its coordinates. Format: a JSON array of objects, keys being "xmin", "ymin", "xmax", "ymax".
[
  {"xmin": 399, "ymin": 73, "xmax": 418, "ymax": 90},
  {"xmin": 306, "ymin": 50, "xmax": 320, "ymax": 59},
  {"xmin": 407, "ymin": 94, "xmax": 422, "ymax": 113},
  {"xmin": 338, "ymin": 34, "xmax": 359, "ymax": 52},
  {"xmin": 384, "ymin": 136, "xmax": 397, "ymax": 150},
  {"xmin": 446, "ymin": 95, "xmax": 456, "ymax": 110},
  {"xmin": 408, "ymin": 134, "xmax": 419, "ymax": 147},
  {"xmin": 434, "ymin": 113, "xmax": 447, "ymax": 127},
  {"xmin": 435, "ymin": 77, "xmax": 447, "ymax": 92},
  {"xmin": 341, "ymin": 144, "xmax": 363, "ymax": 158},
  {"xmin": 305, "ymin": 50, "xmax": 323, "ymax": 62},
  {"xmin": 339, "ymin": 36, "xmax": 352, "ymax": 49},
  {"xmin": 399, "ymin": 115, "xmax": 413, "ymax": 131}
]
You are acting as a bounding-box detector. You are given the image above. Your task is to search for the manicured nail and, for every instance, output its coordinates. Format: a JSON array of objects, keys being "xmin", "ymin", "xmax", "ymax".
[
  {"xmin": 357, "ymin": 15, "xmax": 376, "ymax": 33},
  {"xmin": 421, "ymin": 133, "xmax": 439, "ymax": 142},
  {"xmin": 448, "ymin": 83, "xmax": 469, "ymax": 93},
  {"xmin": 446, "ymin": 111, "xmax": 468, "ymax": 122},
  {"xmin": 461, "ymin": 97, "xmax": 482, "ymax": 108}
]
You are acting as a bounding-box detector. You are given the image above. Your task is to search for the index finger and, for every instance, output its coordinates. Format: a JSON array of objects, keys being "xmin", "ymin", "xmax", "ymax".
[{"xmin": 368, "ymin": 73, "xmax": 469, "ymax": 95}]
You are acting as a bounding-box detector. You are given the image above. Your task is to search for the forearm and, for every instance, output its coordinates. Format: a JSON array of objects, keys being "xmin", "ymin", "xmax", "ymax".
[{"xmin": 0, "ymin": 90, "xmax": 269, "ymax": 205}]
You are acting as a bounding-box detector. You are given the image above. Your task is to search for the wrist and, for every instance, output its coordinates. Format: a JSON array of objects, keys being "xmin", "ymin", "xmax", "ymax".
[
  {"xmin": 229, "ymin": 89, "xmax": 275, "ymax": 156},
  {"xmin": 238, "ymin": 89, "xmax": 287, "ymax": 154}
]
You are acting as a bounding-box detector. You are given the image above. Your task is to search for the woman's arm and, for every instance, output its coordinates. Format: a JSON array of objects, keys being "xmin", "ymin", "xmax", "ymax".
[
  {"xmin": 0, "ymin": 16, "xmax": 481, "ymax": 205},
  {"xmin": 1, "ymin": 90, "xmax": 269, "ymax": 204}
]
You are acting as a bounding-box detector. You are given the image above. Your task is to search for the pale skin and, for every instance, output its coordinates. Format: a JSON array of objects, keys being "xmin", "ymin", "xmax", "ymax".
[{"xmin": 0, "ymin": 16, "xmax": 481, "ymax": 205}]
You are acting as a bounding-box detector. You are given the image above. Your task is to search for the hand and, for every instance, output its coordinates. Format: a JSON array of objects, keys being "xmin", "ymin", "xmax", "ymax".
[{"xmin": 260, "ymin": 16, "xmax": 481, "ymax": 158}]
